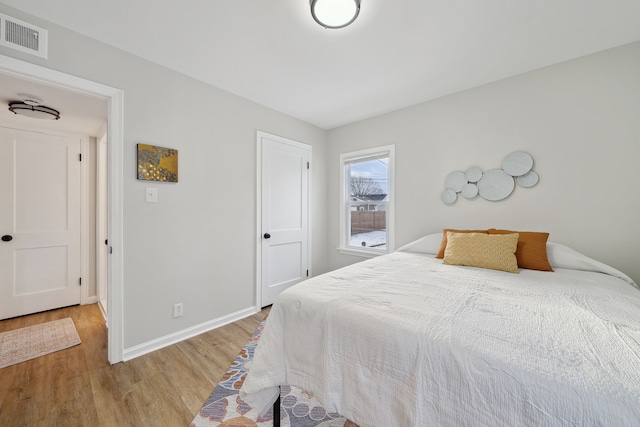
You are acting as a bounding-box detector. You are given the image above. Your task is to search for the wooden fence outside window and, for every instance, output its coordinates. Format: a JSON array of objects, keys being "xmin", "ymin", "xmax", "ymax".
[{"xmin": 351, "ymin": 211, "xmax": 386, "ymax": 234}]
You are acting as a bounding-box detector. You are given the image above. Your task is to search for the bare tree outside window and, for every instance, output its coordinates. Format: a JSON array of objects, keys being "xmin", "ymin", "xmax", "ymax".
[{"xmin": 350, "ymin": 176, "xmax": 384, "ymax": 198}]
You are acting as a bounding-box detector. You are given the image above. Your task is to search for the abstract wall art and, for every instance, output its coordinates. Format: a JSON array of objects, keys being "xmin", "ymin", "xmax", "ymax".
[
  {"xmin": 137, "ymin": 143, "xmax": 179, "ymax": 182},
  {"xmin": 441, "ymin": 151, "xmax": 538, "ymax": 204}
]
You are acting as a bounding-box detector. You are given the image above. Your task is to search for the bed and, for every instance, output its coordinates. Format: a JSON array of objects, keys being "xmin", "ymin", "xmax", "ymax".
[{"xmin": 239, "ymin": 231, "xmax": 640, "ymax": 426}]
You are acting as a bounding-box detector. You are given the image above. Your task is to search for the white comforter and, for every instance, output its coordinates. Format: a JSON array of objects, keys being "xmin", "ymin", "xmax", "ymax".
[{"xmin": 240, "ymin": 249, "xmax": 640, "ymax": 426}]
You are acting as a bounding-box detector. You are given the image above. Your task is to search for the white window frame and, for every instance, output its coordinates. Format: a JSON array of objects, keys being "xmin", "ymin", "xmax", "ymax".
[{"xmin": 338, "ymin": 145, "xmax": 395, "ymax": 258}]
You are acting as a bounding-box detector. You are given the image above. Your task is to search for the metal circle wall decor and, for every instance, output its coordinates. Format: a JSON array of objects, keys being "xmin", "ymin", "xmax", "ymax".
[
  {"xmin": 516, "ymin": 170, "xmax": 539, "ymax": 188},
  {"xmin": 440, "ymin": 151, "xmax": 539, "ymax": 204},
  {"xmin": 445, "ymin": 171, "xmax": 467, "ymax": 192},
  {"xmin": 441, "ymin": 189, "xmax": 457, "ymax": 204},
  {"xmin": 465, "ymin": 167, "xmax": 483, "ymax": 183},
  {"xmin": 461, "ymin": 183, "xmax": 479, "ymax": 199},
  {"xmin": 502, "ymin": 151, "xmax": 533, "ymax": 176},
  {"xmin": 477, "ymin": 169, "xmax": 515, "ymax": 201}
]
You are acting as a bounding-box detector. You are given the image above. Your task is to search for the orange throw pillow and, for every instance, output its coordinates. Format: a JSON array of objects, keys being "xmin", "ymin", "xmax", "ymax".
[
  {"xmin": 487, "ymin": 229, "xmax": 553, "ymax": 271},
  {"xmin": 435, "ymin": 229, "xmax": 489, "ymax": 259}
]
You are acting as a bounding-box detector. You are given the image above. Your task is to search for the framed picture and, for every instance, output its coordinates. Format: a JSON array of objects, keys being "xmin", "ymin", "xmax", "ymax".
[{"xmin": 137, "ymin": 143, "xmax": 178, "ymax": 182}]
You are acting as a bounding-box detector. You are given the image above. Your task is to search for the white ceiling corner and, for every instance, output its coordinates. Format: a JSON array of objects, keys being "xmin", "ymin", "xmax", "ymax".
[{"xmin": 2, "ymin": 0, "xmax": 640, "ymax": 130}]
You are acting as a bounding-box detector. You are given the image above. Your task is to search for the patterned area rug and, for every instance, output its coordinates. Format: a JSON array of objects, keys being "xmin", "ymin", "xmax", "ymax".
[
  {"xmin": 190, "ymin": 321, "xmax": 358, "ymax": 427},
  {"xmin": 0, "ymin": 318, "xmax": 81, "ymax": 369}
]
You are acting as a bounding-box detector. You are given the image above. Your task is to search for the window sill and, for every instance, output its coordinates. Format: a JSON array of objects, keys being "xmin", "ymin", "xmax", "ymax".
[{"xmin": 337, "ymin": 247, "xmax": 386, "ymax": 258}]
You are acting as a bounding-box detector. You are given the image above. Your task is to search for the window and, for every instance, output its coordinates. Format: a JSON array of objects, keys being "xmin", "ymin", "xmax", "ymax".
[{"xmin": 339, "ymin": 145, "xmax": 395, "ymax": 257}]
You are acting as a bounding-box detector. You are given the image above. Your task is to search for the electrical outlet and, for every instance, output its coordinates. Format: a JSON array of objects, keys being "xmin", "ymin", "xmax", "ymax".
[{"xmin": 173, "ymin": 303, "xmax": 183, "ymax": 318}]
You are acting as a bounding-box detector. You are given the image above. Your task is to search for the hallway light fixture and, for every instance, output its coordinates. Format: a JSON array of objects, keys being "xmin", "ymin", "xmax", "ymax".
[
  {"xmin": 8, "ymin": 96, "xmax": 60, "ymax": 120},
  {"xmin": 311, "ymin": 0, "xmax": 361, "ymax": 29}
]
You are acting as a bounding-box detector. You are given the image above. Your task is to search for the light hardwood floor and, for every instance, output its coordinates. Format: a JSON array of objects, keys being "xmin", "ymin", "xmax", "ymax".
[{"xmin": 0, "ymin": 303, "xmax": 269, "ymax": 427}]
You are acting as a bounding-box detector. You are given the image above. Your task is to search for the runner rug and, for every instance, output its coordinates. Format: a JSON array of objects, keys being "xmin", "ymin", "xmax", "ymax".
[
  {"xmin": 190, "ymin": 321, "xmax": 359, "ymax": 427},
  {"xmin": 0, "ymin": 317, "xmax": 81, "ymax": 369}
]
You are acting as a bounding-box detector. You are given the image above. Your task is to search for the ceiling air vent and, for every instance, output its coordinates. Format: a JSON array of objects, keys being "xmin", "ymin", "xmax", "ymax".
[{"xmin": 0, "ymin": 13, "xmax": 48, "ymax": 59}]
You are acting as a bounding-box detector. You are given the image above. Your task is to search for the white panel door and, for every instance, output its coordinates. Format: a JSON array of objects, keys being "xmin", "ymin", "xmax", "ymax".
[
  {"xmin": 260, "ymin": 132, "xmax": 309, "ymax": 307},
  {"xmin": 0, "ymin": 126, "xmax": 82, "ymax": 320}
]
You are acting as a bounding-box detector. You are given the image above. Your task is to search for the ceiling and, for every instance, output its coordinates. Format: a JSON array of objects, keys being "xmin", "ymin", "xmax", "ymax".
[
  {"xmin": 2, "ymin": 0, "xmax": 640, "ymax": 130},
  {"xmin": 0, "ymin": 72, "xmax": 107, "ymax": 135}
]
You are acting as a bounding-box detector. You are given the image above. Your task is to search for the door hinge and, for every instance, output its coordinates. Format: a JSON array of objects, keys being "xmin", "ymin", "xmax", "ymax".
[
  {"xmin": 307, "ymin": 161, "xmax": 309, "ymax": 169},
  {"xmin": 79, "ymin": 277, "xmax": 82, "ymax": 286},
  {"xmin": 306, "ymin": 270, "xmax": 309, "ymax": 277},
  {"xmin": 79, "ymin": 153, "xmax": 82, "ymax": 161}
]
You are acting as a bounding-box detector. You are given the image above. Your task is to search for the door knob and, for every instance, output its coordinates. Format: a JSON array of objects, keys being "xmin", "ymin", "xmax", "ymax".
[
  {"xmin": 1, "ymin": 235, "xmax": 13, "ymax": 242},
  {"xmin": 263, "ymin": 233, "xmax": 271, "ymax": 239}
]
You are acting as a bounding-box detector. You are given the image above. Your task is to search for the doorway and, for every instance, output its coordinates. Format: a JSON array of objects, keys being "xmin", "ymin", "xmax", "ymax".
[
  {"xmin": 0, "ymin": 55, "xmax": 125, "ymax": 363},
  {"xmin": 257, "ymin": 131, "xmax": 311, "ymax": 307}
]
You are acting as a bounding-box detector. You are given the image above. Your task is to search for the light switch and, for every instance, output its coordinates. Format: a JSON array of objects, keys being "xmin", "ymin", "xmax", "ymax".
[{"xmin": 146, "ymin": 187, "xmax": 158, "ymax": 203}]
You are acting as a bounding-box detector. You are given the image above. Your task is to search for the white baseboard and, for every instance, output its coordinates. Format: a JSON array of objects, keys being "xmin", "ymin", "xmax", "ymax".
[
  {"xmin": 84, "ymin": 296, "xmax": 99, "ymax": 304},
  {"xmin": 98, "ymin": 300, "xmax": 108, "ymax": 323},
  {"xmin": 122, "ymin": 306, "xmax": 258, "ymax": 362}
]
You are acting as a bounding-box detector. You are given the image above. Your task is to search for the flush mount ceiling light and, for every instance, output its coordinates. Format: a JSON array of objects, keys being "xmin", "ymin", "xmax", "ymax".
[
  {"xmin": 311, "ymin": 0, "xmax": 361, "ymax": 29},
  {"xmin": 8, "ymin": 95, "xmax": 60, "ymax": 120}
]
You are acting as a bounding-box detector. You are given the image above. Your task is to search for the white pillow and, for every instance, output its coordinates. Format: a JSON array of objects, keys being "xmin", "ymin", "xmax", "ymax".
[
  {"xmin": 547, "ymin": 242, "xmax": 638, "ymax": 289},
  {"xmin": 396, "ymin": 233, "xmax": 442, "ymax": 255}
]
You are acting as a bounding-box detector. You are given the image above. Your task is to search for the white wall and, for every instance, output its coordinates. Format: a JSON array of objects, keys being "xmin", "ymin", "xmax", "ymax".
[
  {"xmin": 0, "ymin": 5, "xmax": 328, "ymax": 349},
  {"xmin": 2, "ymin": 2, "xmax": 639, "ymax": 351},
  {"xmin": 327, "ymin": 41, "xmax": 640, "ymax": 284}
]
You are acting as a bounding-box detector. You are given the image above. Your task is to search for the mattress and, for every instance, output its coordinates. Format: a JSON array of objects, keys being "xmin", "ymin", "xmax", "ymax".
[{"xmin": 240, "ymin": 241, "xmax": 640, "ymax": 426}]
